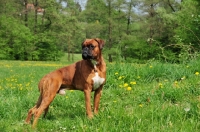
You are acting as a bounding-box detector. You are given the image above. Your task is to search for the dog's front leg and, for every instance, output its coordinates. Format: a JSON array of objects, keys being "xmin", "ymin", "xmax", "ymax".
[
  {"xmin": 84, "ymin": 89, "xmax": 93, "ymax": 118},
  {"xmin": 94, "ymin": 86, "xmax": 102, "ymax": 114}
]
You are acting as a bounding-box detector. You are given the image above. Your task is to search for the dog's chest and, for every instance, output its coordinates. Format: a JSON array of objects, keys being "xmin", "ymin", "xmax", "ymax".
[{"xmin": 92, "ymin": 72, "xmax": 105, "ymax": 90}]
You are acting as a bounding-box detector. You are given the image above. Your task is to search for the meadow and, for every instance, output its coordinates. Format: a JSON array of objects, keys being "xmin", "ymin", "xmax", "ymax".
[{"xmin": 0, "ymin": 57, "xmax": 200, "ymax": 131}]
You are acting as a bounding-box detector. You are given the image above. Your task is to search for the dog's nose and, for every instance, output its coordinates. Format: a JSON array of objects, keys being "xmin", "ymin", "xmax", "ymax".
[
  {"xmin": 82, "ymin": 48, "xmax": 88, "ymax": 60},
  {"xmin": 83, "ymin": 47, "xmax": 88, "ymax": 51},
  {"xmin": 82, "ymin": 47, "xmax": 89, "ymax": 55}
]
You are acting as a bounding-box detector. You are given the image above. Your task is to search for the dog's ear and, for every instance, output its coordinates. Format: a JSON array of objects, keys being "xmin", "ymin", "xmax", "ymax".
[{"xmin": 94, "ymin": 38, "xmax": 105, "ymax": 50}]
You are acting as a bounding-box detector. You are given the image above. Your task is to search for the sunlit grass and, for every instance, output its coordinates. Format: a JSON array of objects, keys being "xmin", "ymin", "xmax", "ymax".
[{"xmin": 0, "ymin": 59, "xmax": 200, "ymax": 131}]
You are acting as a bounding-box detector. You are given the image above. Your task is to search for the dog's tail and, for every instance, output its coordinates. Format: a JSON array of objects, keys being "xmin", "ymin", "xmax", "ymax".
[{"xmin": 38, "ymin": 79, "xmax": 49, "ymax": 94}]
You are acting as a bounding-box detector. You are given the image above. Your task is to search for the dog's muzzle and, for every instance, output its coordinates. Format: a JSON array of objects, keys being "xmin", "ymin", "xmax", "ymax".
[{"xmin": 82, "ymin": 47, "xmax": 93, "ymax": 60}]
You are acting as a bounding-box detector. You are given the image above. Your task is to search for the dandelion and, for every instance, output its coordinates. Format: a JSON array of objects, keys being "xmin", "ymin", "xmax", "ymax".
[
  {"xmin": 124, "ymin": 83, "xmax": 129, "ymax": 87},
  {"xmin": 195, "ymin": 72, "xmax": 199, "ymax": 75},
  {"xmin": 130, "ymin": 81, "xmax": 136, "ymax": 85},
  {"xmin": 127, "ymin": 87, "xmax": 132, "ymax": 91},
  {"xmin": 115, "ymin": 72, "xmax": 119, "ymax": 75},
  {"xmin": 139, "ymin": 104, "xmax": 143, "ymax": 108},
  {"xmin": 158, "ymin": 83, "xmax": 163, "ymax": 88},
  {"xmin": 118, "ymin": 76, "xmax": 122, "ymax": 80}
]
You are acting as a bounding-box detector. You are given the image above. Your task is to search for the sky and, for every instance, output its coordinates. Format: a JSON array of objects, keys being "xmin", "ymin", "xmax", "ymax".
[
  {"xmin": 61, "ymin": 0, "xmax": 87, "ymax": 10},
  {"xmin": 75, "ymin": 0, "xmax": 87, "ymax": 9},
  {"xmin": 61, "ymin": 0, "xmax": 140, "ymax": 14}
]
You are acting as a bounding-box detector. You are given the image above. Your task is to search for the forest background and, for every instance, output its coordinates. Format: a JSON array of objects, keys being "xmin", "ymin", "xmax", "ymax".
[{"xmin": 0, "ymin": 0, "xmax": 200, "ymax": 63}]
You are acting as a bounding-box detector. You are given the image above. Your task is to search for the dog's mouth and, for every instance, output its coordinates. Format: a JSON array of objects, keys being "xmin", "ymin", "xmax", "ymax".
[
  {"xmin": 82, "ymin": 53, "xmax": 94, "ymax": 60},
  {"xmin": 82, "ymin": 49, "xmax": 93, "ymax": 60}
]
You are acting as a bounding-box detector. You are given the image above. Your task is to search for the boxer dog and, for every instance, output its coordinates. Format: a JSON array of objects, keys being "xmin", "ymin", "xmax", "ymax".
[{"xmin": 25, "ymin": 38, "xmax": 106, "ymax": 128}]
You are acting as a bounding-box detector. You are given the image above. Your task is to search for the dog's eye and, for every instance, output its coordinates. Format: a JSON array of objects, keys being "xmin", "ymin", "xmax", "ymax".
[{"xmin": 89, "ymin": 45, "xmax": 95, "ymax": 49}]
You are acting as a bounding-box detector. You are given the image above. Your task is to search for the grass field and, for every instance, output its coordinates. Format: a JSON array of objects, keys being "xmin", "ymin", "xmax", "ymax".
[{"xmin": 0, "ymin": 57, "xmax": 200, "ymax": 131}]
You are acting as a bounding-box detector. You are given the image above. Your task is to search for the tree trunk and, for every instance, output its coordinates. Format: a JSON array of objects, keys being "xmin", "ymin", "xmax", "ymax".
[
  {"xmin": 148, "ymin": 3, "xmax": 156, "ymax": 46},
  {"xmin": 34, "ymin": 0, "xmax": 38, "ymax": 34},
  {"xmin": 68, "ymin": 36, "xmax": 71, "ymax": 61},
  {"xmin": 108, "ymin": 0, "xmax": 112, "ymax": 62},
  {"xmin": 24, "ymin": 0, "xmax": 28, "ymax": 27}
]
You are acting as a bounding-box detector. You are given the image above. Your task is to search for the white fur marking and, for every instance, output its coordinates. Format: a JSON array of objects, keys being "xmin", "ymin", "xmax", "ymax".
[{"xmin": 92, "ymin": 72, "xmax": 105, "ymax": 90}]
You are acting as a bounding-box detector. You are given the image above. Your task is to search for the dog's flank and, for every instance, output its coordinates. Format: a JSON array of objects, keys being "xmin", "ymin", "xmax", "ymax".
[{"xmin": 25, "ymin": 38, "xmax": 106, "ymax": 128}]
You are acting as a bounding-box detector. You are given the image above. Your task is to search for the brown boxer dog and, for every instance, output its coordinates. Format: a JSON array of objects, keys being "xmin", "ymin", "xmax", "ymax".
[{"xmin": 25, "ymin": 38, "xmax": 106, "ymax": 128}]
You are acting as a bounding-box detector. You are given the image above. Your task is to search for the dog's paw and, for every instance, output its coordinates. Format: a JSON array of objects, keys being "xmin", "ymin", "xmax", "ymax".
[
  {"xmin": 58, "ymin": 89, "xmax": 66, "ymax": 95},
  {"xmin": 87, "ymin": 114, "xmax": 94, "ymax": 119},
  {"xmin": 24, "ymin": 121, "xmax": 30, "ymax": 125}
]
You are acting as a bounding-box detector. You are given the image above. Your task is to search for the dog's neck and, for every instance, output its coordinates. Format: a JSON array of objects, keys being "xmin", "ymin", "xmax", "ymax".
[{"xmin": 91, "ymin": 59, "xmax": 98, "ymax": 72}]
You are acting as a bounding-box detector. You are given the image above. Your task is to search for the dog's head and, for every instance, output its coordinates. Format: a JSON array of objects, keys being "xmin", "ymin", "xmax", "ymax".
[{"xmin": 82, "ymin": 38, "xmax": 105, "ymax": 60}]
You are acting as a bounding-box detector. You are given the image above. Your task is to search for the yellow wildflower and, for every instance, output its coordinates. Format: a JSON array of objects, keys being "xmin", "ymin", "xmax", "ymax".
[
  {"xmin": 124, "ymin": 83, "xmax": 129, "ymax": 87},
  {"xmin": 174, "ymin": 81, "xmax": 178, "ymax": 84},
  {"xmin": 139, "ymin": 104, "xmax": 143, "ymax": 108},
  {"xmin": 115, "ymin": 72, "xmax": 119, "ymax": 75},
  {"xmin": 149, "ymin": 65, "xmax": 153, "ymax": 68},
  {"xmin": 127, "ymin": 87, "xmax": 132, "ymax": 91},
  {"xmin": 130, "ymin": 81, "xmax": 136, "ymax": 85},
  {"xmin": 195, "ymin": 72, "xmax": 199, "ymax": 75},
  {"xmin": 118, "ymin": 76, "xmax": 122, "ymax": 80},
  {"xmin": 159, "ymin": 83, "xmax": 163, "ymax": 88}
]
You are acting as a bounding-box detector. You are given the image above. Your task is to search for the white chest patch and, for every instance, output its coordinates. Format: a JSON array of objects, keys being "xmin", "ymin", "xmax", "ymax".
[{"xmin": 92, "ymin": 72, "xmax": 105, "ymax": 90}]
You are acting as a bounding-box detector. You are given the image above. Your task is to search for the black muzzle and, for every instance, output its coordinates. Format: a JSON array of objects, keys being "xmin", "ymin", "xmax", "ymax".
[{"xmin": 82, "ymin": 47, "xmax": 93, "ymax": 60}]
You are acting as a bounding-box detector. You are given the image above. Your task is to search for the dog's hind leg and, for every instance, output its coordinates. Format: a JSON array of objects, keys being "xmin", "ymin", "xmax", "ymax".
[
  {"xmin": 32, "ymin": 91, "xmax": 57, "ymax": 128},
  {"xmin": 25, "ymin": 94, "xmax": 42, "ymax": 124},
  {"xmin": 25, "ymin": 105, "xmax": 36, "ymax": 124}
]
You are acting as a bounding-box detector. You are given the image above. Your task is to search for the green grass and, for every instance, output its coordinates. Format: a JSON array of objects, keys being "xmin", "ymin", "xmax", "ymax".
[{"xmin": 0, "ymin": 58, "xmax": 200, "ymax": 131}]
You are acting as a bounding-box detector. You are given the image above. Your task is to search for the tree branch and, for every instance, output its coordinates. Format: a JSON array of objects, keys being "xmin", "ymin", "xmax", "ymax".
[{"xmin": 167, "ymin": 0, "xmax": 176, "ymax": 12}]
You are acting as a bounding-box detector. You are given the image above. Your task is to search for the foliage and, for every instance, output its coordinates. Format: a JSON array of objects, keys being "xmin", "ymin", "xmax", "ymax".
[
  {"xmin": 0, "ymin": 0, "xmax": 200, "ymax": 62},
  {"xmin": 0, "ymin": 15, "xmax": 34, "ymax": 60}
]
